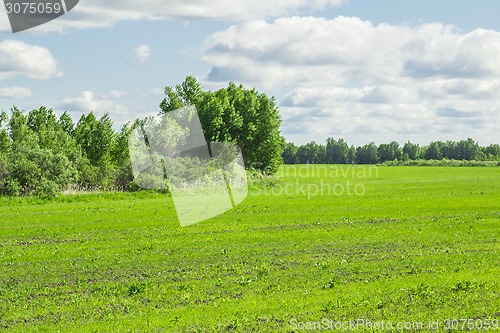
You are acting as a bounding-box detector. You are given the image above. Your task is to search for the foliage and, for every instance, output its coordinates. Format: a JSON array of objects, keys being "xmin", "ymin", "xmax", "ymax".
[
  {"xmin": 1, "ymin": 87, "xmax": 498, "ymax": 198},
  {"xmin": 0, "ymin": 106, "xmax": 135, "ymax": 197},
  {"xmin": 284, "ymin": 137, "xmax": 500, "ymax": 164},
  {"xmin": 0, "ymin": 75, "xmax": 287, "ymax": 197},
  {"xmin": 160, "ymin": 76, "xmax": 286, "ymax": 173},
  {"xmin": 9, "ymin": 146, "xmax": 77, "ymax": 196},
  {"xmin": 282, "ymin": 142, "xmax": 298, "ymax": 164},
  {"xmin": 382, "ymin": 159, "xmax": 500, "ymax": 167}
]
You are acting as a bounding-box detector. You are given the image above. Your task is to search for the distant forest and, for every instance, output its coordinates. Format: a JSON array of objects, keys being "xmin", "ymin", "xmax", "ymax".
[{"xmin": 283, "ymin": 138, "xmax": 500, "ymax": 165}]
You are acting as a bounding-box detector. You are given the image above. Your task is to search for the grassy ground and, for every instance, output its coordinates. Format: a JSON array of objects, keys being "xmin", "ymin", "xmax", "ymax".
[{"xmin": 0, "ymin": 165, "xmax": 499, "ymax": 332}]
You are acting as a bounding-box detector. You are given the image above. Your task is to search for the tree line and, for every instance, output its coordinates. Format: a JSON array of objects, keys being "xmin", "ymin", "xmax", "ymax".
[
  {"xmin": 0, "ymin": 106, "xmax": 133, "ymax": 197},
  {"xmin": 283, "ymin": 138, "xmax": 500, "ymax": 165},
  {"xmin": 0, "ymin": 77, "xmax": 285, "ymax": 197},
  {"xmin": 1, "ymin": 75, "xmax": 498, "ymax": 197}
]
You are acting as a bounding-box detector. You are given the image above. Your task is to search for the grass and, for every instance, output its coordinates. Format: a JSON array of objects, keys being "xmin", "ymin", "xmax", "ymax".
[{"xmin": 0, "ymin": 165, "xmax": 499, "ymax": 332}]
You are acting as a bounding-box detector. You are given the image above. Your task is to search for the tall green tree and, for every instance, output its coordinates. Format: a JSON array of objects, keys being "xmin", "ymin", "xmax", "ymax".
[
  {"xmin": 295, "ymin": 141, "xmax": 325, "ymax": 164},
  {"xmin": 356, "ymin": 143, "xmax": 379, "ymax": 164},
  {"xmin": 296, "ymin": 142, "xmax": 314, "ymax": 164},
  {"xmin": 75, "ymin": 112, "xmax": 115, "ymax": 166},
  {"xmin": 378, "ymin": 141, "xmax": 402, "ymax": 162},
  {"xmin": 403, "ymin": 141, "xmax": 420, "ymax": 160},
  {"xmin": 111, "ymin": 123, "xmax": 134, "ymax": 190},
  {"xmin": 59, "ymin": 111, "xmax": 75, "ymax": 136},
  {"xmin": 325, "ymin": 138, "xmax": 349, "ymax": 164},
  {"xmin": 424, "ymin": 141, "xmax": 444, "ymax": 160},
  {"xmin": 456, "ymin": 138, "xmax": 481, "ymax": 160},
  {"xmin": 347, "ymin": 145, "xmax": 356, "ymax": 164},
  {"xmin": 27, "ymin": 106, "xmax": 59, "ymax": 150},
  {"xmin": 283, "ymin": 142, "xmax": 298, "ymax": 164},
  {"xmin": 160, "ymin": 76, "xmax": 285, "ymax": 173},
  {"xmin": 483, "ymin": 144, "xmax": 500, "ymax": 161},
  {"xmin": 8, "ymin": 106, "xmax": 38, "ymax": 149},
  {"xmin": 74, "ymin": 112, "xmax": 117, "ymax": 188}
]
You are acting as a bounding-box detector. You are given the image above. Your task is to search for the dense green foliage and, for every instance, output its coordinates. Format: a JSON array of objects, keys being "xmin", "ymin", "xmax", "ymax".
[
  {"xmin": 0, "ymin": 106, "xmax": 133, "ymax": 197},
  {"xmin": 0, "ymin": 166, "xmax": 498, "ymax": 331},
  {"xmin": 0, "ymin": 77, "xmax": 286, "ymax": 197},
  {"xmin": 160, "ymin": 76, "xmax": 286, "ymax": 173},
  {"xmin": 283, "ymin": 138, "xmax": 500, "ymax": 164}
]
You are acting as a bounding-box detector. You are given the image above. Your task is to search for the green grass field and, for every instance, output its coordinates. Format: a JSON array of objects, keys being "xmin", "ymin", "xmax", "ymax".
[{"xmin": 0, "ymin": 166, "xmax": 499, "ymax": 332}]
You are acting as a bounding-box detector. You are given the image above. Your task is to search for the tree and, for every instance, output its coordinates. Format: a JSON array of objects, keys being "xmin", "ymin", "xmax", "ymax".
[
  {"xmin": 356, "ymin": 143, "xmax": 379, "ymax": 164},
  {"xmin": 424, "ymin": 141, "xmax": 444, "ymax": 160},
  {"xmin": 347, "ymin": 145, "xmax": 356, "ymax": 164},
  {"xmin": 296, "ymin": 142, "xmax": 320, "ymax": 164},
  {"xmin": 75, "ymin": 112, "xmax": 115, "ymax": 166},
  {"xmin": 27, "ymin": 106, "xmax": 58, "ymax": 150},
  {"xmin": 403, "ymin": 141, "xmax": 420, "ymax": 160},
  {"xmin": 378, "ymin": 143, "xmax": 392, "ymax": 162},
  {"xmin": 2, "ymin": 101, "xmax": 499, "ymax": 197},
  {"xmin": 325, "ymin": 138, "xmax": 349, "ymax": 164},
  {"xmin": 316, "ymin": 143, "xmax": 326, "ymax": 164},
  {"xmin": 160, "ymin": 76, "xmax": 285, "ymax": 173},
  {"xmin": 483, "ymin": 144, "xmax": 500, "ymax": 161},
  {"xmin": 111, "ymin": 123, "xmax": 134, "ymax": 190},
  {"xmin": 441, "ymin": 140, "xmax": 458, "ymax": 160},
  {"xmin": 59, "ymin": 111, "xmax": 75, "ymax": 135},
  {"xmin": 456, "ymin": 138, "xmax": 480, "ymax": 160},
  {"xmin": 2, "ymin": 107, "xmax": 79, "ymax": 196},
  {"xmin": 74, "ymin": 112, "xmax": 117, "ymax": 188},
  {"xmin": 283, "ymin": 142, "xmax": 298, "ymax": 164},
  {"xmin": 378, "ymin": 141, "xmax": 402, "ymax": 162},
  {"xmin": 8, "ymin": 106, "xmax": 38, "ymax": 149}
]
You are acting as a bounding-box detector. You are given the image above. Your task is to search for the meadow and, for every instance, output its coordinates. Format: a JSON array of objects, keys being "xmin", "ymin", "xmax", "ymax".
[{"xmin": 0, "ymin": 165, "xmax": 499, "ymax": 332}]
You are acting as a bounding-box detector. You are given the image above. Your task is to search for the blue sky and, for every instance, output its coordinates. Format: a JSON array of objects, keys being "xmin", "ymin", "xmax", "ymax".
[{"xmin": 1, "ymin": 0, "xmax": 499, "ymax": 146}]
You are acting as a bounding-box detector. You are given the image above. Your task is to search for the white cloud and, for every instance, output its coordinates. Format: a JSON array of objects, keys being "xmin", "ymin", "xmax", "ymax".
[
  {"xmin": 59, "ymin": 90, "xmax": 127, "ymax": 117},
  {"xmin": 0, "ymin": 40, "xmax": 63, "ymax": 80},
  {"xmin": 107, "ymin": 90, "xmax": 128, "ymax": 98},
  {"xmin": 201, "ymin": 16, "xmax": 500, "ymax": 145},
  {"xmin": 58, "ymin": 90, "xmax": 161, "ymax": 127},
  {"xmin": 0, "ymin": 0, "xmax": 345, "ymax": 33},
  {"xmin": 0, "ymin": 87, "xmax": 33, "ymax": 99},
  {"xmin": 151, "ymin": 87, "xmax": 165, "ymax": 97},
  {"xmin": 132, "ymin": 45, "xmax": 151, "ymax": 64},
  {"xmin": 202, "ymin": 16, "xmax": 500, "ymax": 85}
]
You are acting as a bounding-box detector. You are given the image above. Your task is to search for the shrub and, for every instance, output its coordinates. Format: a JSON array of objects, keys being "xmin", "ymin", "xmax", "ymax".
[
  {"xmin": 381, "ymin": 159, "xmax": 499, "ymax": 167},
  {"xmin": 10, "ymin": 147, "xmax": 77, "ymax": 196}
]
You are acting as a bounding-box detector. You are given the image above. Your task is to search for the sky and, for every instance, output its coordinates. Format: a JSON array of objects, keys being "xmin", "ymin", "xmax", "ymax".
[{"xmin": 1, "ymin": 0, "xmax": 499, "ymax": 146}]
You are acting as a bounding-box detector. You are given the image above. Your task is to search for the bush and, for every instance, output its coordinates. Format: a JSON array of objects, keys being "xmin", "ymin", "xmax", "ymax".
[
  {"xmin": 34, "ymin": 179, "xmax": 60, "ymax": 198},
  {"xmin": 4, "ymin": 179, "xmax": 20, "ymax": 196},
  {"xmin": 0, "ymin": 153, "xmax": 10, "ymax": 195},
  {"xmin": 9, "ymin": 147, "xmax": 77, "ymax": 196},
  {"xmin": 380, "ymin": 159, "xmax": 500, "ymax": 167},
  {"xmin": 76, "ymin": 158, "xmax": 100, "ymax": 190},
  {"xmin": 114, "ymin": 164, "xmax": 134, "ymax": 191}
]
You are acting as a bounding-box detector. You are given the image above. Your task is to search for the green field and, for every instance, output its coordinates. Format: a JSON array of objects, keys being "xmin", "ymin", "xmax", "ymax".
[{"xmin": 0, "ymin": 166, "xmax": 499, "ymax": 332}]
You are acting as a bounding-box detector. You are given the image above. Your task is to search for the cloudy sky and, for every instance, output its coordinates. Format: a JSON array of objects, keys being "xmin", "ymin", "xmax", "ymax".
[{"xmin": 1, "ymin": 0, "xmax": 499, "ymax": 146}]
